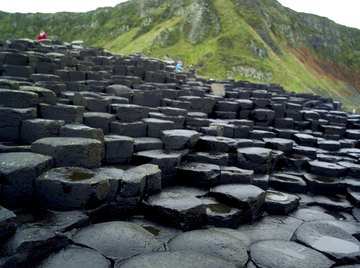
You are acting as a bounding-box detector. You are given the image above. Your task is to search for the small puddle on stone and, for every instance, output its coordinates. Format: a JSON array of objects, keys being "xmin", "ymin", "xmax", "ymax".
[
  {"xmin": 324, "ymin": 210, "xmax": 346, "ymax": 221},
  {"xmin": 67, "ymin": 171, "xmax": 94, "ymax": 181},
  {"xmin": 314, "ymin": 176, "xmax": 336, "ymax": 183},
  {"xmin": 312, "ymin": 236, "xmax": 359, "ymax": 254},
  {"xmin": 276, "ymin": 248, "xmax": 306, "ymax": 260},
  {"xmin": 207, "ymin": 203, "xmax": 232, "ymax": 213},
  {"xmin": 143, "ymin": 225, "xmax": 160, "ymax": 236},
  {"xmin": 266, "ymin": 191, "xmax": 288, "ymax": 201}
]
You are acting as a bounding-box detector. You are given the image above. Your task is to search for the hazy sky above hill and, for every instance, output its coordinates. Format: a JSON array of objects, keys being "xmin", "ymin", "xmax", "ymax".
[{"xmin": 0, "ymin": 0, "xmax": 359, "ymax": 29}]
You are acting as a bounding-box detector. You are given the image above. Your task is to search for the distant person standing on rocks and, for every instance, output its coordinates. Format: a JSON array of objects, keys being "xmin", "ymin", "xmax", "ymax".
[
  {"xmin": 37, "ymin": 30, "xmax": 47, "ymax": 40},
  {"xmin": 175, "ymin": 61, "xmax": 183, "ymax": 72},
  {"xmin": 189, "ymin": 64, "xmax": 195, "ymax": 76}
]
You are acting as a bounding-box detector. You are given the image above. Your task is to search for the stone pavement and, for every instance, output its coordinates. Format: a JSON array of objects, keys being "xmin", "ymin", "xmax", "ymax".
[{"xmin": 0, "ymin": 38, "xmax": 359, "ymax": 267}]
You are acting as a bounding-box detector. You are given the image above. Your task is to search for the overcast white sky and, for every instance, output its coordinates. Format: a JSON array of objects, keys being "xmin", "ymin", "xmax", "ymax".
[{"xmin": 0, "ymin": 0, "xmax": 359, "ymax": 29}]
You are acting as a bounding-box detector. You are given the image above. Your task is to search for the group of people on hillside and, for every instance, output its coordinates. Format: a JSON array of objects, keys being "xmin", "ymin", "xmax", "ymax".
[{"xmin": 175, "ymin": 61, "xmax": 195, "ymax": 76}]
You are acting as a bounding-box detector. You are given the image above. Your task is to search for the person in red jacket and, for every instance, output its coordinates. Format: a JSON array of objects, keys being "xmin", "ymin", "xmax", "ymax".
[{"xmin": 37, "ymin": 31, "xmax": 47, "ymax": 40}]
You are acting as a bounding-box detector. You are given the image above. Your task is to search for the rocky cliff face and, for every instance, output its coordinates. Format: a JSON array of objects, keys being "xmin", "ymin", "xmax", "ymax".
[{"xmin": 0, "ymin": 0, "xmax": 359, "ymax": 109}]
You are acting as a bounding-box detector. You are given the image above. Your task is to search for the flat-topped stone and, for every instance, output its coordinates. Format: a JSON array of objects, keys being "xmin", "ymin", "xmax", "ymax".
[
  {"xmin": 293, "ymin": 221, "xmax": 360, "ymax": 262},
  {"xmin": 0, "ymin": 89, "xmax": 38, "ymax": 108},
  {"xmin": 220, "ymin": 166, "xmax": 254, "ymax": 185},
  {"xmin": 116, "ymin": 251, "xmax": 236, "ymax": 268},
  {"xmin": 237, "ymin": 215, "xmax": 303, "ymax": 245},
  {"xmin": 237, "ymin": 147, "xmax": 281, "ymax": 174},
  {"xmin": 209, "ymin": 184, "xmax": 266, "ymax": 222},
  {"xmin": 21, "ymin": 118, "xmax": 65, "ymax": 144},
  {"xmin": 177, "ymin": 162, "xmax": 221, "ymax": 188},
  {"xmin": 160, "ymin": 129, "xmax": 200, "ymax": 150},
  {"xmin": 263, "ymin": 137, "xmax": 294, "ymax": 154},
  {"xmin": 143, "ymin": 187, "xmax": 206, "ymax": 230},
  {"xmin": 104, "ymin": 135, "xmax": 134, "ymax": 164},
  {"xmin": 292, "ymin": 133, "xmax": 318, "ymax": 147},
  {"xmin": 115, "ymin": 104, "xmax": 149, "ymax": 122},
  {"xmin": 0, "ymin": 107, "xmax": 37, "ymax": 141},
  {"xmin": 308, "ymin": 160, "xmax": 347, "ymax": 177},
  {"xmin": 187, "ymin": 151, "xmax": 229, "ymax": 166},
  {"xmin": 196, "ymin": 135, "xmax": 238, "ymax": 152},
  {"xmin": 265, "ymin": 190, "xmax": 300, "ymax": 214},
  {"xmin": 269, "ymin": 172, "xmax": 307, "ymax": 193},
  {"xmin": 39, "ymin": 103, "xmax": 84, "ymax": 123},
  {"xmin": 0, "ymin": 152, "xmax": 53, "ymax": 207},
  {"xmin": 167, "ymin": 229, "xmax": 249, "ymax": 267},
  {"xmin": 59, "ymin": 123, "xmax": 104, "ymax": 141},
  {"xmin": 31, "ymin": 137, "xmax": 102, "ymax": 168},
  {"xmin": 303, "ymin": 173, "xmax": 346, "ymax": 195},
  {"xmin": 250, "ymin": 240, "xmax": 333, "ymax": 268},
  {"xmin": 73, "ymin": 221, "xmax": 160, "ymax": 261},
  {"xmin": 19, "ymin": 85, "xmax": 57, "ymax": 105},
  {"xmin": 34, "ymin": 166, "xmax": 110, "ymax": 209},
  {"xmin": 39, "ymin": 245, "xmax": 111, "ymax": 268}
]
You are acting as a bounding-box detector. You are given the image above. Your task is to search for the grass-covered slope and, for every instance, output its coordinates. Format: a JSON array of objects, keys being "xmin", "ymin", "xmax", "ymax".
[{"xmin": 0, "ymin": 0, "xmax": 359, "ymax": 110}]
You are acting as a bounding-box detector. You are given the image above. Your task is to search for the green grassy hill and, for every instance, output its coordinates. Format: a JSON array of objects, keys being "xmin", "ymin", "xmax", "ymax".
[{"xmin": 1, "ymin": 0, "xmax": 360, "ymax": 110}]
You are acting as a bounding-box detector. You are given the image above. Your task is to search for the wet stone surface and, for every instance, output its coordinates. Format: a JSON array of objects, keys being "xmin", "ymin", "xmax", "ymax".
[
  {"xmin": 73, "ymin": 221, "xmax": 160, "ymax": 261},
  {"xmin": 39, "ymin": 245, "xmax": 112, "ymax": 268},
  {"xmin": 116, "ymin": 251, "xmax": 237, "ymax": 268},
  {"xmin": 167, "ymin": 229, "xmax": 249, "ymax": 267},
  {"xmin": 34, "ymin": 167, "xmax": 110, "ymax": 209},
  {"xmin": 293, "ymin": 221, "xmax": 360, "ymax": 262},
  {"xmin": 250, "ymin": 240, "xmax": 334, "ymax": 268},
  {"xmin": 1, "ymin": 40, "xmax": 360, "ymax": 267}
]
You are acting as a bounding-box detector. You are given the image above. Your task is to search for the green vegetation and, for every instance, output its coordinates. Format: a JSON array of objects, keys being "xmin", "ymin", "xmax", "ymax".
[{"xmin": 0, "ymin": 0, "xmax": 359, "ymax": 110}]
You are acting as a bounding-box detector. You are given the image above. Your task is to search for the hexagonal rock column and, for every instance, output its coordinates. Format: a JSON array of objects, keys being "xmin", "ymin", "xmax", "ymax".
[
  {"xmin": 39, "ymin": 103, "xmax": 84, "ymax": 123},
  {"xmin": 264, "ymin": 190, "xmax": 300, "ymax": 215},
  {"xmin": 0, "ymin": 225, "xmax": 70, "ymax": 268},
  {"xmin": 83, "ymin": 112, "xmax": 116, "ymax": 134},
  {"xmin": 237, "ymin": 147, "xmax": 282, "ymax": 174},
  {"xmin": 142, "ymin": 187, "xmax": 207, "ymax": 231},
  {"xmin": 59, "ymin": 123, "xmax": 104, "ymax": 142},
  {"xmin": 142, "ymin": 118, "xmax": 175, "ymax": 138},
  {"xmin": 160, "ymin": 129, "xmax": 200, "ymax": 150},
  {"xmin": 34, "ymin": 167, "xmax": 110, "ymax": 209},
  {"xmin": 0, "ymin": 152, "xmax": 53, "ymax": 208},
  {"xmin": 115, "ymin": 104, "xmax": 149, "ymax": 122},
  {"xmin": 167, "ymin": 229, "xmax": 249, "ymax": 267},
  {"xmin": 250, "ymin": 109, "xmax": 275, "ymax": 126},
  {"xmin": 0, "ymin": 89, "xmax": 38, "ymax": 108},
  {"xmin": 134, "ymin": 149, "xmax": 183, "ymax": 186},
  {"xmin": 220, "ymin": 166, "xmax": 254, "ymax": 185},
  {"xmin": 116, "ymin": 251, "xmax": 236, "ymax": 268},
  {"xmin": 293, "ymin": 221, "xmax": 360, "ymax": 263},
  {"xmin": 209, "ymin": 184, "xmax": 266, "ymax": 222},
  {"xmin": 303, "ymin": 173, "xmax": 346, "ymax": 195},
  {"xmin": 31, "ymin": 137, "xmax": 103, "ymax": 168},
  {"xmin": 263, "ymin": 137, "xmax": 294, "ymax": 154},
  {"xmin": 0, "ymin": 107, "xmax": 37, "ymax": 141},
  {"xmin": 196, "ymin": 136, "xmax": 238, "ymax": 153},
  {"xmin": 104, "ymin": 135, "xmax": 134, "ymax": 164},
  {"xmin": 177, "ymin": 162, "xmax": 221, "ymax": 188},
  {"xmin": 308, "ymin": 160, "xmax": 347, "ymax": 177},
  {"xmin": 20, "ymin": 119, "xmax": 65, "ymax": 144},
  {"xmin": 269, "ymin": 172, "xmax": 307, "ymax": 193},
  {"xmin": 19, "ymin": 86, "xmax": 57, "ymax": 105},
  {"xmin": 39, "ymin": 246, "xmax": 111, "ymax": 268},
  {"xmin": 250, "ymin": 240, "xmax": 334, "ymax": 268},
  {"xmin": 73, "ymin": 221, "xmax": 160, "ymax": 261}
]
